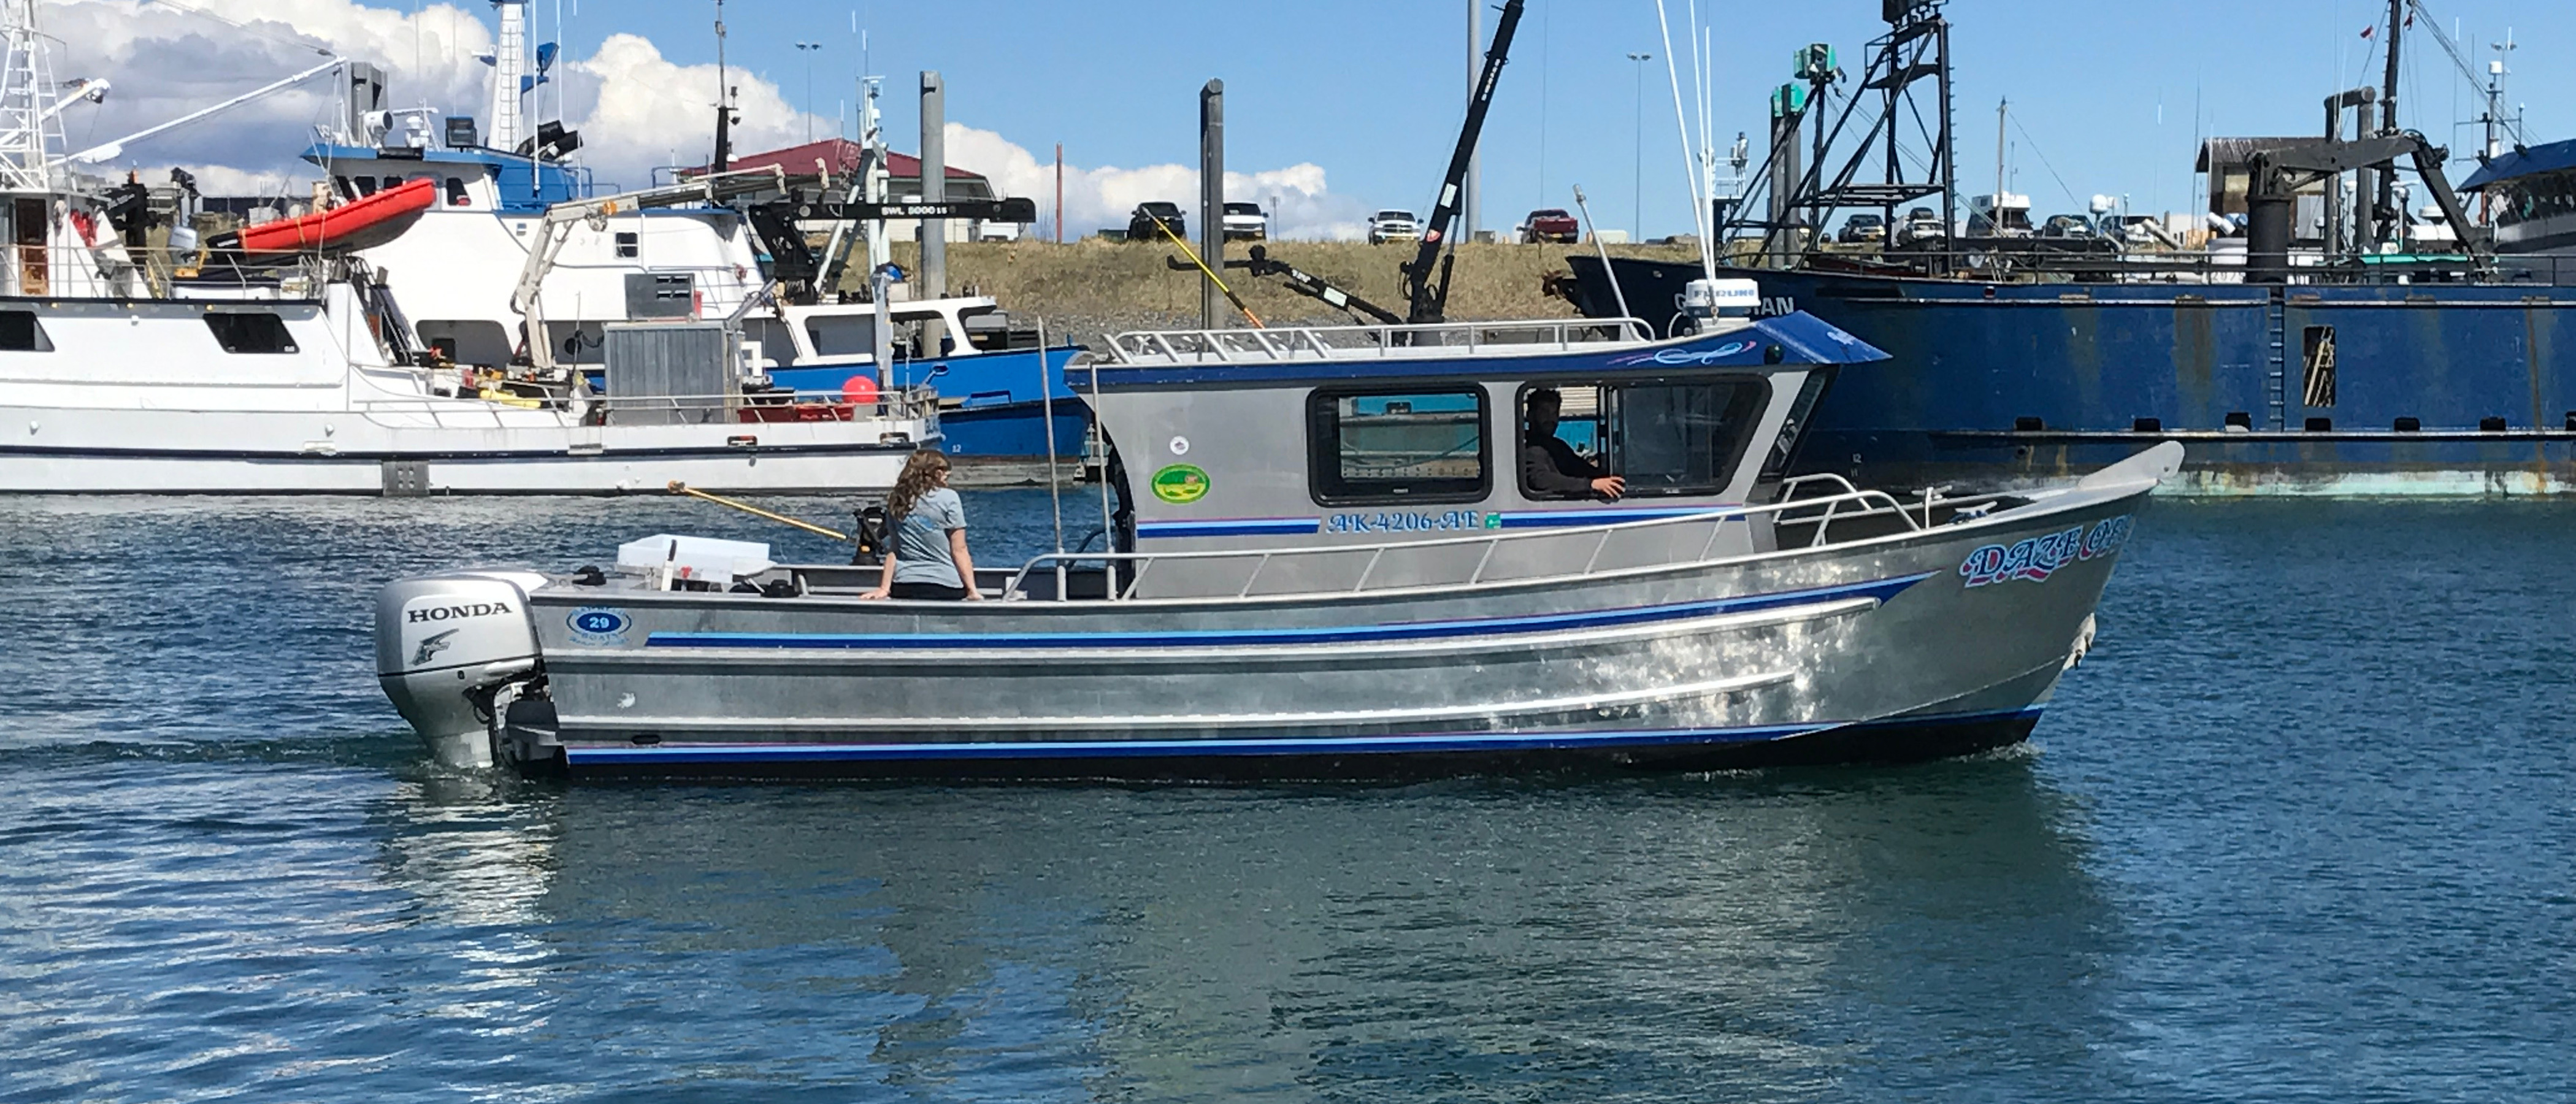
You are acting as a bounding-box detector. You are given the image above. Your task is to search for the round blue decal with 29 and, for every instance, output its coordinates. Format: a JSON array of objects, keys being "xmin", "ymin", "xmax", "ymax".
[{"xmin": 569, "ymin": 608, "xmax": 630, "ymax": 637}]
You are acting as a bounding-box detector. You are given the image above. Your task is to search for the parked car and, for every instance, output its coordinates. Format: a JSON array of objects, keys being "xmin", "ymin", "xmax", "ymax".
[
  {"xmin": 1517, "ymin": 208, "xmax": 1578, "ymax": 243},
  {"xmin": 1126, "ymin": 201, "xmax": 1186, "ymax": 242},
  {"xmin": 1836, "ymin": 213, "xmax": 1886, "ymax": 243},
  {"xmin": 1892, "ymin": 205, "xmax": 1946, "ymax": 247},
  {"xmin": 1367, "ymin": 209, "xmax": 1420, "ymax": 244},
  {"xmin": 973, "ymin": 220, "xmax": 1022, "ymax": 242},
  {"xmin": 1222, "ymin": 202, "xmax": 1268, "ymax": 241},
  {"xmin": 2037, "ymin": 213, "xmax": 2095, "ymax": 239}
]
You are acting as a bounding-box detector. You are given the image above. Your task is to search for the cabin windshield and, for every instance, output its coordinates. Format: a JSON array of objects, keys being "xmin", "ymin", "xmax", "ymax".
[{"xmin": 1520, "ymin": 378, "xmax": 1768, "ymax": 499}]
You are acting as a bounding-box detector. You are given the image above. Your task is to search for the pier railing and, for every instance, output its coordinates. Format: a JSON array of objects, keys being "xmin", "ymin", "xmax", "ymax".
[
  {"xmin": 346, "ymin": 382, "xmax": 943, "ymax": 429},
  {"xmin": 1001, "ymin": 484, "xmax": 1946, "ymax": 603},
  {"xmin": 1105, "ymin": 318, "xmax": 1655, "ymax": 365}
]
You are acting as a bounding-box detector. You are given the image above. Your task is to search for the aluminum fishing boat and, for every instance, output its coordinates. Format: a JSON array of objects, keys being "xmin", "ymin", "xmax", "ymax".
[{"xmin": 374, "ymin": 305, "xmax": 2180, "ymax": 779}]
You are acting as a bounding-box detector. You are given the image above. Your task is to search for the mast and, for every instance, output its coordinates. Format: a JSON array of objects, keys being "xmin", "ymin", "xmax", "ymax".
[
  {"xmin": 2378, "ymin": 0, "xmax": 2401, "ymax": 244},
  {"xmin": 485, "ymin": 1, "xmax": 527, "ymax": 151},
  {"xmin": 0, "ymin": 0, "xmax": 65, "ymax": 191}
]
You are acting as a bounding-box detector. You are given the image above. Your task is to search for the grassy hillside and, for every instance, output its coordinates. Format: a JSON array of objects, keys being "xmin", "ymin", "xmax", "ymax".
[{"xmin": 883, "ymin": 239, "xmax": 1703, "ymax": 346}]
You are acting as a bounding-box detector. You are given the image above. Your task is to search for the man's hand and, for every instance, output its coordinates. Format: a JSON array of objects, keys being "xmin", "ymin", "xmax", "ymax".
[{"xmin": 1590, "ymin": 475, "xmax": 1626, "ymax": 499}]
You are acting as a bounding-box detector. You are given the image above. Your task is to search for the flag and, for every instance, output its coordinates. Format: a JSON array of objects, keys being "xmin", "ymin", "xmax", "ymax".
[{"xmin": 2361, "ymin": 25, "xmax": 2375, "ymax": 38}]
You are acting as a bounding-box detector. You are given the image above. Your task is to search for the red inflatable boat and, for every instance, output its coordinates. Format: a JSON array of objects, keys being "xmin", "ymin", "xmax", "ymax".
[{"xmin": 238, "ymin": 177, "xmax": 437, "ymax": 254}]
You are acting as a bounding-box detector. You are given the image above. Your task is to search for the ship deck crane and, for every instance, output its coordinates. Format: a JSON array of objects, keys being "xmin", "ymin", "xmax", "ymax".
[{"xmin": 510, "ymin": 167, "xmax": 786, "ymax": 373}]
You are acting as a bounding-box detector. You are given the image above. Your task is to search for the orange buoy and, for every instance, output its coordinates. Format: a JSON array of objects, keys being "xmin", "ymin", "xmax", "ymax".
[{"xmin": 840, "ymin": 375, "xmax": 881, "ymax": 404}]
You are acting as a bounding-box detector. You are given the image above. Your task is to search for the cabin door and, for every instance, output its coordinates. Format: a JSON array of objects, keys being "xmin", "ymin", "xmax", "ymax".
[{"xmin": 13, "ymin": 198, "xmax": 47, "ymax": 297}]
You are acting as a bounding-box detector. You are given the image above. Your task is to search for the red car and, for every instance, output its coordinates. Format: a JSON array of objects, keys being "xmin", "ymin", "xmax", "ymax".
[{"xmin": 1519, "ymin": 208, "xmax": 1579, "ymax": 243}]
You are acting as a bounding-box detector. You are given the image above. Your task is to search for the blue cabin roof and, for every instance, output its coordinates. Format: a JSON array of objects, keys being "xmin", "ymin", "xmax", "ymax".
[
  {"xmin": 300, "ymin": 142, "xmax": 607, "ymax": 213},
  {"xmin": 2458, "ymin": 137, "xmax": 2576, "ymax": 193}
]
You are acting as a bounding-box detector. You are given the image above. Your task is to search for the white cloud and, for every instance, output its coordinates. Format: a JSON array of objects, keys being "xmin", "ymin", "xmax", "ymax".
[{"xmin": 37, "ymin": 0, "xmax": 1365, "ymax": 237}]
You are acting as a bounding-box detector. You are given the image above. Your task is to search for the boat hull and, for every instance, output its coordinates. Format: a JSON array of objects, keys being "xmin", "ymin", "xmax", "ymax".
[
  {"xmin": 0, "ymin": 404, "xmax": 925, "ymax": 494},
  {"xmin": 510, "ymin": 483, "xmax": 2151, "ymax": 779},
  {"xmin": 1571, "ymin": 255, "xmax": 2576, "ymax": 495},
  {"xmin": 767, "ymin": 345, "xmax": 1088, "ymax": 460}
]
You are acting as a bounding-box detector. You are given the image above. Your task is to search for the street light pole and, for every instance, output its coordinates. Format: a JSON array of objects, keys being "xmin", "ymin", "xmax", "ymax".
[
  {"xmin": 795, "ymin": 41, "xmax": 822, "ymax": 144},
  {"xmin": 1627, "ymin": 52, "xmax": 1652, "ymax": 242}
]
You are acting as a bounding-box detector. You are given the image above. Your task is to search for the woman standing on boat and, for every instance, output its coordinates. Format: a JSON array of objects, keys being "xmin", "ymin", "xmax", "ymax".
[{"xmin": 862, "ymin": 450, "xmax": 981, "ymax": 600}]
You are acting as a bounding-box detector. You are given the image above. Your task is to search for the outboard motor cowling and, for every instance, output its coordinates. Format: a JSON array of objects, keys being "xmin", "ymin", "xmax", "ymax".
[{"xmin": 375, "ymin": 571, "xmax": 549, "ymax": 769}]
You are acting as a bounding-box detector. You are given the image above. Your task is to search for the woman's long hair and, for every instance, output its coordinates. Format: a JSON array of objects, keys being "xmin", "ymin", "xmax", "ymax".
[{"xmin": 884, "ymin": 448, "xmax": 951, "ymax": 523}]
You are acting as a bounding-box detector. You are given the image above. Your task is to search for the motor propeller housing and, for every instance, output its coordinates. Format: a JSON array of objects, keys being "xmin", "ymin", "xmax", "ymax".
[{"xmin": 374, "ymin": 570, "xmax": 548, "ymax": 769}]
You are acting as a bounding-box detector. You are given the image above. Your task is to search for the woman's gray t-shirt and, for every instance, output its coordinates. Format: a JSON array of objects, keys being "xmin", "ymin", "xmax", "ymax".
[{"xmin": 891, "ymin": 487, "xmax": 967, "ymax": 587}]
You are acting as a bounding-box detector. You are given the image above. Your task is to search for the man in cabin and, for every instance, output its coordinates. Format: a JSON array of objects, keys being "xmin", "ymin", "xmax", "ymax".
[{"xmin": 1521, "ymin": 388, "xmax": 1624, "ymax": 500}]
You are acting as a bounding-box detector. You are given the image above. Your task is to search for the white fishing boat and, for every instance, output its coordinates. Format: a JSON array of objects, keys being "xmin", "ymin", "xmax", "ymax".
[{"xmin": 0, "ymin": 2, "xmax": 934, "ymax": 495}]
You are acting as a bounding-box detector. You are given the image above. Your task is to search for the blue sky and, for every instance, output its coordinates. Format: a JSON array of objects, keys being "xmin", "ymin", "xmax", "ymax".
[
  {"xmin": 56, "ymin": 0, "xmax": 2576, "ymax": 239},
  {"xmin": 617, "ymin": 0, "xmax": 2576, "ymax": 233}
]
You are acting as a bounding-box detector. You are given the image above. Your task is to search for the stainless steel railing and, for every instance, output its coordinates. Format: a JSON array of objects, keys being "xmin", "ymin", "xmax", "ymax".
[
  {"xmin": 1002, "ymin": 485, "xmax": 1936, "ymax": 603},
  {"xmin": 1105, "ymin": 317, "xmax": 1655, "ymax": 365}
]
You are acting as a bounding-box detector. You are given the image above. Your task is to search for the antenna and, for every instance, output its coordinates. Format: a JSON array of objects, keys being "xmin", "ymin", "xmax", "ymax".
[{"xmin": 710, "ymin": 0, "xmax": 732, "ymax": 171}]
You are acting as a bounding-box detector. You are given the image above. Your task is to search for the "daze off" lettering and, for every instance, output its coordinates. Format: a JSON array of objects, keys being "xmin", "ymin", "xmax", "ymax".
[
  {"xmin": 407, "ymin": 601, "xmax": 514, "ymax": 623},
  {"xmin": 1958, "ymin": 516, "xmax": 2132, "ymax": 588}
]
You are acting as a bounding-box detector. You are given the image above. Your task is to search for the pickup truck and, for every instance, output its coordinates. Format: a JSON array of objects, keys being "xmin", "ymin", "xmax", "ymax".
[
  {"xmin": 1222, "ymin": 202, "xmax": 1268, "ymax": 241},
  {"xmin": 1518, "ymin": 208, "xmax": 1578, "ymax": 243},
  {"xmin": 1367, "ymin": 210, "xmax": 1420, "ymax": 244},
  {"xmin": 1126, "ymin": 202, "xmax": 1186, "ymax": 242}
]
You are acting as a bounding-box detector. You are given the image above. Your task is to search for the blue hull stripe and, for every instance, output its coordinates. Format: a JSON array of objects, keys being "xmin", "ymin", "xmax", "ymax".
[
  {"xmin": 1136, "ymin": 518, "xmax": 1321, "ymax": 539},
  {"xmin": 1492, "ymin": 505, "xmax": 1742, "ymax": 528},
  {"xmin": 643, "ymin": 572, "xmax": 1937, "ymax": 651},
  {"xmin": 563, "ymin": 708, "xmax": 2046, "ymax": 765}
]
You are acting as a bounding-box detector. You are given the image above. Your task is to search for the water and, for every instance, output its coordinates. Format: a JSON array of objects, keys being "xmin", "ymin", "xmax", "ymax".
[{"xmin": 2, "ymin": 493, "xmax": 2571, "ymax": 1101}]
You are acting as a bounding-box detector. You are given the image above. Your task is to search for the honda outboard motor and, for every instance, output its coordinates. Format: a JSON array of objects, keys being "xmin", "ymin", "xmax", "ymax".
[{"xmin": 374, "ymin": 570, "xmax": 549, "ymax": 769}]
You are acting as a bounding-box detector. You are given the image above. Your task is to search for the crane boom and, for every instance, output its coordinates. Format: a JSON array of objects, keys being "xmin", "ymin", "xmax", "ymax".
[{"xmin": 1400, "ymin": 0, "xmax": 1526, "ymax": 325}]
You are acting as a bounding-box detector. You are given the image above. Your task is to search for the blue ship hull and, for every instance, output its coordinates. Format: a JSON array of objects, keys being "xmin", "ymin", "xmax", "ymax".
[
  {"xmin": 768, "ymin": 345, "xmax": 1090, "ymax": 460},
  {"xmin": 1571, "ymin": 255, "xmax": 2576, "ymax": 494}
]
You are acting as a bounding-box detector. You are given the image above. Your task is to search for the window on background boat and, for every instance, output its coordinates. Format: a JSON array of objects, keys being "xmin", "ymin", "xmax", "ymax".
[
  {"xmin": 742, "ymin": 318, "xmax": 800, "ymax": 368},
  {"xmin": 203, "ymin": 312, "xmax": 297, "ymax": 355},
  {"xmin": 444, "ymin": 177, "xmax": 470, "ymax": 207},
  {"xmin": 0, "ymin": 310, "xmax": 53, "ymax": 352},
  {"xmin": 806, "ymin": 315, "xmax": 878, "ymax": 359},
  {"xmin": 332, "ymin": 176, "xmax": 358, "ymax": 200},
  {"xmin": 1518, "ymin": 378, "xmax": 1768, "ymax": 499},
  {"xmin": 614, "ymin": 231, "xmax": 639, "ymax": 259},
  {"xmin": 415, "ymin": 320, "xmax": 511, "ymax": 367},
  {"xmin": 1306, "ymin": 387, "xmax": 1489, "ymax": 505}
]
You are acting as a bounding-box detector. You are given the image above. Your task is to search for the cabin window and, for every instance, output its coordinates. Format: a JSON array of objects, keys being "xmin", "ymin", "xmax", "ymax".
[
  {"xmin": 1759, "ymin": 370, "xmax": 1831, "ymax": 481},
  {"xmin": 614, "ymin": 231, "xmax": 640, "ymax": 259},
  {"xmin": 742, "ymin": 318, "xmax": 800, "ymax": 368},
  {"xmin": 332, "ymin": 175, "xmax": 358, "ymax": 200},
  {"xmin": 444, "ymin": 177, "xmax": 470, "ymax": 207},
  {"xmin": 807, "ymin": 315, "xmax": 878, "ymax": 358},
  {"xmin": 1305, "ymin": 386, "xmax": 1490, "ymax": 505},
  {"xmin": 1518, "ymin": 378, "xmax": 1768, "ymax": 499},
  {"xmin": 416, "ymin": 320, "xmax": 512, "ymax": 367},
  {"xmin": 204, "ymin": 312, "xmax": 298, "ymax": 355},
  {"xmin": 0, "ymin": 311, "xmax": 53, "ymax": 352}
]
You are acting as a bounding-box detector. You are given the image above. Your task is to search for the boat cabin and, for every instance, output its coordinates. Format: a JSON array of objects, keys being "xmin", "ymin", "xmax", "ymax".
[{"xmin": 1070, "ymin": 313, "xmax": 1889, "ymax": 599}]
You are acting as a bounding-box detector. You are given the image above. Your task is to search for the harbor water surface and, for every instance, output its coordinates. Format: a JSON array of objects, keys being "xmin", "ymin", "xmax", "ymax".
[{"xmin": 2, "ymin": 492, "xmax": 2570, "ymax": 1100}]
